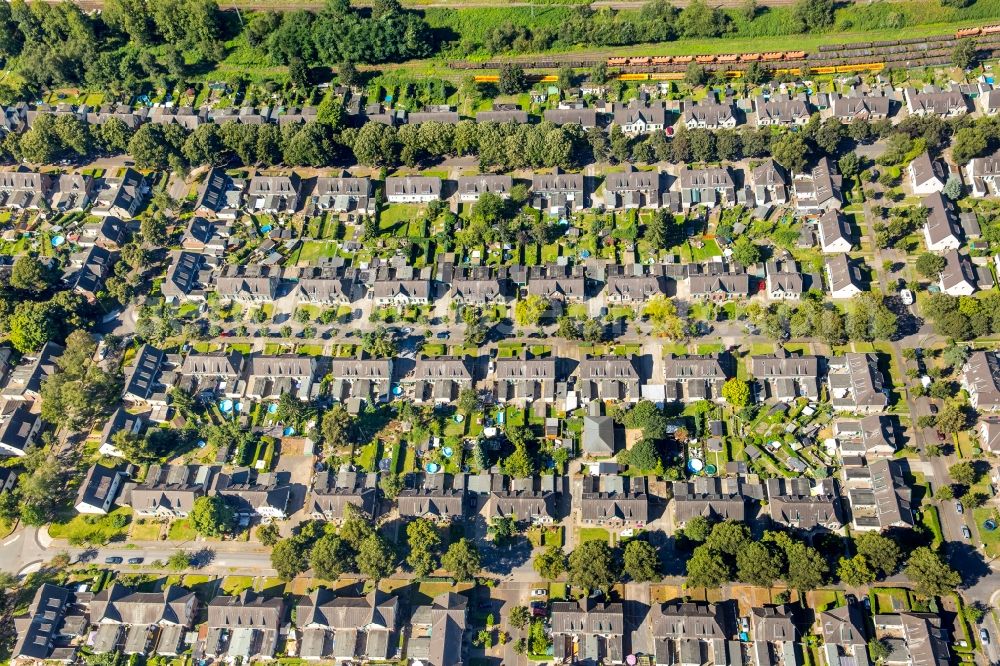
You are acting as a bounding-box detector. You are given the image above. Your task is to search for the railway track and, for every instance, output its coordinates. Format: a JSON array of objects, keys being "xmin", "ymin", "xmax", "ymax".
[{"xmin": 449, "ymin": 29, "xmax": 1000, "ymax": 74}]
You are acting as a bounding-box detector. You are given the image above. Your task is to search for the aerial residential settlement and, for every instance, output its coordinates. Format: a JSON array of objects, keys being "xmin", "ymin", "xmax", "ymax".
[{"xmin": 5, "ymin": 0, "xmax": 1000, "ymax": 665}]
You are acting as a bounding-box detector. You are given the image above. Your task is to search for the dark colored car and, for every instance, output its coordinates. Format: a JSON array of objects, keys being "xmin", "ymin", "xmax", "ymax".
[
  {"xmin": 127, "ymin": 557, "xmax": 144, "ymax": 565},
  {"xmin": 104, "ymin": 556, "xmax": 123, "ymax": 564}
]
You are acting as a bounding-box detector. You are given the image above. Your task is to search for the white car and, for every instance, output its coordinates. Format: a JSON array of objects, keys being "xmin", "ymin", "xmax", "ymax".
[
  {"xmin": 531, "ymin": 588, "xmax": 548, "ymax": 597},
  {"xmin": 900, "ymin": 289, "xmax": 914, "ymax": 306}
]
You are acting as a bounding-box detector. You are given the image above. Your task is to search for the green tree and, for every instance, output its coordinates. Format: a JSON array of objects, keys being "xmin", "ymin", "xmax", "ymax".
[
  {"xmin": 706, "ymin": 520, "xmax": 751, "ymax": 556},
  {"xmin": 771, "ymin": 132, "xmax": 810, "ymax": 172},
  {"xmin": 321, "ymin": 404, "xmax": 353, "ymax": 449},
  {"xmin": 362, "ymin": 326, "xmax": 397, "ymax": 357},
  {"xmin": 953, "ymin": 38, "xmax": 978, "ymax": 69},
  {"xmin": 625, "ymin": 438, "xmax": 660, "ymax": 471},
  {"xmin": 509, "ymin": 605, "xmax": 530, "ymax": 630},
  {"xmin": 686, "ymin": 544, "xmax": 731, "ymax": 587},
  {"xmin": 905, "ymin": 547, "xmax": 961, "ymax": 597},
  {"xmin": 838, "ymin": 554, "xmax": 876, "ymax": 586},
  {"xmin": 793, "ymin": 0, "xmax": 834, "ymax": 31},
  {"xmin": 256, "ymin": 523, "xmax": 280, "ymax": 546},
  {"xmin": 730, "ymin": 236, "xmax": 761, "ymax": 267},
  {"xmin": 869, "ymin": 638, "xmax": 892, "ymax": 663},
  {"xmin": 736, "ymin": 541, "xmax": 784, "ymax": 587},
  {"xmin": 442, "ymin": 538, "xmax": 482, "ymax": 581},
  {"xmin": 535, "ymin": 544, "xmax": 567, "ymax": 579},
  {"xmin": 916, "ymin": 253, "xmax": 946, "ymax": 279},
  {"xmin": 272, "ymin": 538, "xmax": 308, "ymax": 581},
  {"xmin": 166, "ymin": 551, "xmax": 191, "ymax": 571},
  {"xmin": 310, "ymin": 533, "xmax": 351, "ymax": 579},
  {"xmin": 406, "ymin": 517, "xmax": 441, "ymax": 577},
  {"xmin": 515, "ymin": 295, "xmax": 549, "ymax": 327},
  {"xmin": 458, "ymin": 388, "xmax": 481, "ymax": 415},
  {"xmin": 355, "ymin": 534, "xmax": 395, "ymax": 580},
  {"xmin": 684, "ymin": 62, "xmax": 707, "ymax": 87},
  {"xmin": 854, "ymin": 532, "xmax": 901, "ymax": 578},
  {"xmin": 949, "ymin": 461, "xmax": 977, "ymax": 485},
  {"xmin": 10, "ymin": 255, "xmax": 53, "ymax": 294},
  {"xmin": 380, "ymin": 473, "xmax": 404, "ymax": 500},
  {"xmin": 502, "ymin": 443, "xmax": 536, "ymax": 478},
  {"xmin": 782, "ymin": 540, "xmax": 828, "ymax": 591},
  {"xmin": 568, "ymin": 540, "xmax": 619, "ymax": 591},
  {"xmin": 190, "ymin": 495, "xmax": 235, "ymax": 537},
  {"xmin": 721, "ymin": 378, "xmax": 751, "ymax": 407},
  {"xmin": 681, "ymin": 516, "xmax": 712, "ymax": 543},
  {"xmin": 622, "ymin": 539, "xmax": 660, "ymax": 582},
  {"xmin": 498, "ymin": 63, "xmax": 527, "ymax": 94}
]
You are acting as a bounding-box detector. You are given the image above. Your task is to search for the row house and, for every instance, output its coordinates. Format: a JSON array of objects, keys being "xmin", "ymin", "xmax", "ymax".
[
  {"xmin": 214, "ymin": 468, "xmax": 291, "ymax": 521},
  {"xmin": 292, "ymin": 266, "xmax": 364, "ymax": 306},
  {"xmin": 75, "ymin": 463, "xmax": 129, "ymax": 514},
  {"xmin": 605, "ymin": 263, "xmax": 669, "ymax": 303},
  {"xmin": 679, "ymin": 166, "xmax": 736, "ymax": 208},
  {"xmin": 64, "ymin": 245, "xmax": 116, "ymax": 301},
  {"xmin": 407, "ymin": 356, "xmax": 472, "ymax": 403},
  {"xmin": 829, "ymin": 90, "xmax": 891, "ymax": 123},
  {"xmin": 874, "ymin": 613, "xmax": 951, "ymax": 666},
  {"xmin": 407, "ymin": 593, "xmax": 468, "ymax": 666},
  {"xmin": 610, "ymin": 100, "xmax": 668, "ymax": 135},
  {"xmin": 672, "ymin": 476, "xmax": 761, "ymax": 525},
  {"xmin": 313, "ymin": 173, "xmax": 375, "ymax": 215},
  {"xmin": 751, "ymin": 348, "xmax": 821, "ymax": 402},
  {"xmin": 766, "ymin": 477, "xmax": 843, "ymax": 531},
  {"xmin": 754, "ymin": 93, "xmax": 811, "ymax": 127},
  {"xmin": 579, "ymin": 474, "xmax": 649, "ymax": 527},
  {"xmin": 476, "ymin": 107, "xmax": 529, "ymax": 124},
  {"xmin": 904, "ymin": 86, "xmax": 968, "ymax": 117},
  {"xmin": 1, "ymin": 341, "xmax": 63, "ymax": 402},
  {"xmin": 121, "ymin": 344, "xmax": 171, "ymax": 406},
  {"xmin": 662, "ymin": 352, "xmax": 732, "ymax": 403},
  {"xmin": 50, "ymin": 173, "xmax": 95, "ymax": 212},
  {"xmin": 328, "ymin": 358, "xmax": 394, "ymax": 407},
  {"xmin": 178, "ymin": 351, "xmax": 244, "ymax": 400},
  {"xmin": 98, "ymin": 408, "xmax": 146, "ymax": 458},
  {"xmin": 577, "ymin": 355, "xmax": 641, "ymax": 403},
  {"xmin": 88, "ymin": 583, "xmax": 197, "ymax": 657},
  {"xmin": 450, "ymin": 266, "xmax": 509, "ymax": 305},
  {"xmin": 495, "ymin": 357, "xmax": 559, "ymax": 404},
  {"xmin": 0, "ymin": 170, "xmax": 51, "ymax": 210},
  {"xmin": 204, "ymin": 591, "xmax": 285, "ymax": 661},
  {"xmin": 922, "ymin": 191, "xmax": 963, "ymax": 252},
  {"xmin": 456, "ymin": 174, "xmax": 513, "ymax": 202},
  {"xmin": 397, "ymin": 473, "xmax": 465, "ymax": 522},
  {"xmin": 531, "ymin": 168, "xmax": 586, "ymax": 215},
  {"xmin": 963, "ymin": 350, "xmax": 1000, "ymax": 410},
  {"xmin": 244, "ymin": 354, "xmax": 316, "ymax": 401},
  {"xmin": 543, "ymin": 107, "xmax": 598, "ymax": 129},
  {"xmin": 92, "ymin": 168, "xmax": 148, "ymax": 219},
  {"xmin": 129, "ymin": 464, "xmax": 213, "ymax": 518},
  {"xmin": 908, "ymin": 151, "xmax": 947, "ymax": 195},
  {"xmin": 682, "ymin": 99, "xmax": 738, "ymax": 129},
  {"xmin": 11, "ymin": 584, "xmax": 87, "ymax": 664},
  {"xmin": 603, "ymin": 164, "xmax": 664, "ymax": 209},
  {"xmin": 965, "ymin": 149, "xmax": 1000, "ymax": 198},
  {"xmin": 825, "ymin": 254, "xmax": 864, "ymax": 299},
  {"xmin": 519, "ymin": 263, "xmax": 586, "ymax": 303},
  {"xmin": 477, "ymin": 474, "xmax": 558, "ymax": 524},
  {"xmin": 246, "ymin": 174, "xmax": 301, "ymax": 214},
  {"xmin": 794, "ymin": 157, "xmax": 843, "ymax": 213},
  {"xmin": 297, "ymin": 588, "xmax": 400, "ymax": 662},
  {"xmin": 764, "ymin": 259, "xmax": 805, "ymax": 300},
  {"xmin": 582, "ymin": 415, "xmax": 616, "ymax": 457},
  {"xmin": 371, "ymin": 265, "xmax": 433, "ymax": 306},
  {"xmin": 0, "ymin": 404, "xmax": 42, "ymax": 457},
  {"xmin": 385, "ymin": 175, "xmax": 442, "ymax": 203},
  {"xmin": 751, "ymin": 605, "xmax": 800, "ymax": 666},
  {"xmin": 828, "ymin": 352, "xmax": 888, "ymax": 413},
  {"xmin": 308, "ymin": 469, "xmax": 379, "ymax": 521},
  {"xmin": 651, "ymin": 601, "xmax": 732, "ymax": 666},
  {"xmin": 215, "ymin": 264, "xmax": 280, "ymax": 303},
  {"xmin": 551, "ymin": 599, "xmax": 624, "ymax": 665},
  {"xmin": 687, "ymin": 261, "xmax": 751, "ymax": 300}
]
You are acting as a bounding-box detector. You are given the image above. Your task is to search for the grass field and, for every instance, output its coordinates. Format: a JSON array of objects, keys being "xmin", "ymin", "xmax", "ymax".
[{"xmin": 48, "ymin": 507, "xmax": 132, "ymax": 545}]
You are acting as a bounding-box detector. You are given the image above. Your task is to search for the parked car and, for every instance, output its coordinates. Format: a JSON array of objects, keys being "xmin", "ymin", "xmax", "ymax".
[
  {"xmin": 981, "ymin": 628, "xmax": 990, "ymax": 645},
  {"xmin": 531, "ymin": 589, "xmax": 548, "ymax": 597},
  {"xmin": 127, "ymin": 557, "xmax": 144, "ymax": 565},
  {"xmin": 436, "ymin": 331, "xmax": 450, "ymax": 339},
  {"xmin": 900, "ymin": 289, "xmax": 914, "ymax": 306},
  {"xmin": 963, "ymin": 525, "xmax": 972, "ymax": 539},
  {"xmin": 104, "ymin": 556, "xmax": 123, "ymax": 564},
  {"xmin": 957, "ymin": 502, "xmax": 965, "ymax": 514}
]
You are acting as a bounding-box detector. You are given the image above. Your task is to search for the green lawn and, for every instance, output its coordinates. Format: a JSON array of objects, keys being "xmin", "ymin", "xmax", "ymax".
[
  {"xmin": 48, "ymin": 507, "xmax": 132, "ymax": 545},
  {"xmin": 221, "ymin": 576, "xmax": 255, "ymax": 596},
  {"xmin": 974, "ymin": 507, "xmax": 1000, "ymax": 557},
  {"xmin": 129, "ymin": 520, "xmax": 163, "ymax": 541},
  {"xmin": 167, "ymin": 519, "xmax": 198, "ymax": 542},
  {"xmin": 577, "ymin": 527, "xmax": 610, "ymax": 544}
]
